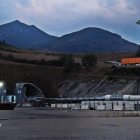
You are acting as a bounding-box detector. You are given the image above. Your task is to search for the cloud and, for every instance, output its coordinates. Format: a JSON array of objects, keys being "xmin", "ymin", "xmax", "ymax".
[{"xmin": 0, "ymin": 0, "xmax": 140, "ymax": 43}]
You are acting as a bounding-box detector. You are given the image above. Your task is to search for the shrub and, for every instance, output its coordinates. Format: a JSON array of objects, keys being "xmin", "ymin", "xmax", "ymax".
[
  {"xmin": 63, "ymin": 54, "xmax": 76, "ymax": 72},
  {"xmin": 8, "ymin": 54, "xmax": 14, "ymax": 59},
  {"xmin": 82, "ymin": 54, "xmax": 97, "ymax": 68}
]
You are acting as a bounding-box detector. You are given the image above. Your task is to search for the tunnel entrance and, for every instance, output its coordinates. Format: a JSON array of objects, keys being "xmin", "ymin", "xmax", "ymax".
[
  {"xmin": 16, "ymin": 83, "xmax": 45, "ymax": 107},
  {"xmin": 23, "ymin": 84, "xmax": 43, "ymax": 98}
]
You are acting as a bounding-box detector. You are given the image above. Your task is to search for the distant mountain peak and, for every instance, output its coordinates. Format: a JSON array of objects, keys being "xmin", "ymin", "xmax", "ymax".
[
  {"xmin": 30, "ymin": 25, "xmax": 36, "ymax": 28},
  {"xmin": 0, "ymin": 20, "xmax": 58, "ymax": 49},
  {"xmin": 13, "ymin": 20, "xmax": 20, "ymax": 23},
  {"xmin": 33, "ymin": 27, "xmax": 138, "ymax": 53},
  {"xmin": 12, "ymin": 20, "xmax": 23, "ymax": 25}
]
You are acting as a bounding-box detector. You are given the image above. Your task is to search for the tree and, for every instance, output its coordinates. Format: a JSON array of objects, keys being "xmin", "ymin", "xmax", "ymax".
[
  {"xmin": 82, "ymin": 54, "xmax": 97, "ymax": 68},
  {"xmin": 58, "ymin": 54, "xmax": 68, "ymax": 66},
  {"xmin": 63, "ymin": 54, "xmax": 76, "ymax": 72}
]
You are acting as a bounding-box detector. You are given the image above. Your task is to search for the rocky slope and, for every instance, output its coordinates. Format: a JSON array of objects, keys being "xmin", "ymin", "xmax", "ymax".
[{"xmin": 57, "ymin": 78, "xmax": 139, "ymax": 97}]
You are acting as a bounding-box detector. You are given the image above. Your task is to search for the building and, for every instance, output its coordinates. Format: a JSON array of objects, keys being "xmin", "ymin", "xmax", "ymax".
[{"xmin": 121, "ymin": 58, "xmax": 140, "ymax": 66}]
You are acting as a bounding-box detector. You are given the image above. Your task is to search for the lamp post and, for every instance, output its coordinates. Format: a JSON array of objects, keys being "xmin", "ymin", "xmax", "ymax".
[{"xmin": 0, "ymin": 82, "xmax": 3, "ymax": 103}]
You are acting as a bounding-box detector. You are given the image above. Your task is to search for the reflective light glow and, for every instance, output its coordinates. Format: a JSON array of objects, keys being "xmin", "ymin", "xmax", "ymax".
[{"xmin": 0, "ymin": 82, "xmax": 3, "ymax": 87}]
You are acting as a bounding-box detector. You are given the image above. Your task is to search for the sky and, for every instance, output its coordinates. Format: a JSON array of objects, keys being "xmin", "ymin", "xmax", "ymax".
[{"xmin": 0, "ymin": 0, "xmax": 140, "ymax": 44}]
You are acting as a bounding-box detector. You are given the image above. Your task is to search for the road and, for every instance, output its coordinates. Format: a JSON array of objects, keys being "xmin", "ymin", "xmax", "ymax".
[{"xmin": 0, "ymin": 107, "xmax": 140, "ymax": 140}]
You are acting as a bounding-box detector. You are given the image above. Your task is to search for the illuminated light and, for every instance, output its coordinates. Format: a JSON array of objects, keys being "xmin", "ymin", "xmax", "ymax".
[{"xmin": 0, "ymin": 82, "xmax": 3, "ymax": 87}]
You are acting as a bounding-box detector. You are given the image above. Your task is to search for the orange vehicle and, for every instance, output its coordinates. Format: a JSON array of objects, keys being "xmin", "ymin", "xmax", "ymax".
[{"xmin": 121, "ymin": 58, "xmax": 140, "ymax": 64}]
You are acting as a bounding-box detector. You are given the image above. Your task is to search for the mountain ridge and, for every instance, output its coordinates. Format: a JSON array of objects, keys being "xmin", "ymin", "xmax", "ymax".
[
  {"xmin": 0, "ymin": 21, "xmax": 138, "ymax": 52},
  {"xmin": 0, "ymin": 20, "xmax": 57, "ymax": 49},
  {"xmin": 33, "ymin": 27, "xmax": 138, "ymax": 53}
]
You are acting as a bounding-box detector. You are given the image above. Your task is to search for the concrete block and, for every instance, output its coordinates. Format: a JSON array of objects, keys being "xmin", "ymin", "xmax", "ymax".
[
  {"xmin": 90, "ymin": 101, "xmax": 94, "ymax": 104},
  {"xmin": 71, "ymin": 104, "xmax": 81, "ymax": 110},
  {"xmin": 108, "ymin": 101, "xmax": 112, "ymax": 104},
  {"xmin": 105, "ymin": 101, "xmax": 112, "ymax": 110},
  {"xmin": 68, "ymin": 104, "xmax": 72, "ymax": 108},
  {"xmin": 51, "ymin": 104, "xmax": 56, "ymax": 108},
  {"xmin": 22, "ymin": 103, "xmax": 32, "ymax": 107},
  {"xmin": 90, "ymin": 103, "xmax": 95, "ymax": 109},
  {"xmin": 81, "ymin": 105, "xmax": 89, "ymax": 110},
  {"xmin": 81, "ymin": 101, "xmax": 86, "ymax": 105},
  {"xmin": 113, "ymin": 105, "xmax": 123, "ymax": 111},
  {"xmin": 85, "ymin": 101, "xmax": 90, "ymax": 105},
  {"xmin": 118, "ymin": 101, "xmax": 123, "ymax": 105},
  {"xmin": 62, "ymin": 104, "xmax": 68, "ymax": 108},
  {"xmin": 137, "ymin": 101, "xmax": 140, "ymax": 104},
  {"xmin": 95, "ymin": 101, "xmax": 98, "ymax": 104},
  {"xmin": 16, "ymin": 104, "xmax": 22, "ymax": 107},
  {"xmin": 99, "ymin": 101, "xmax": 103, "ymax": 105},
  {"xmin": 113, "ymin": 101, "xmax": 117, "ymax": 105},
  {"xmin": 57, "ymin": 104, "xmax": 63, "ymax": 108},
  {"xmin": 96, "ymin": 105, "xmax": 105, "ymax": 110},
  {"xmin": 125, "ymin": 108, "xmax": 135, "ymax": 111}
]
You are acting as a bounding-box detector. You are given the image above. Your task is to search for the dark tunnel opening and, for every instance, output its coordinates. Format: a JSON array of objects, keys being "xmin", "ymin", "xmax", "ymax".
[{"xmin": 23, "ymin": 84, "xmax": 43, "ymax": 98}]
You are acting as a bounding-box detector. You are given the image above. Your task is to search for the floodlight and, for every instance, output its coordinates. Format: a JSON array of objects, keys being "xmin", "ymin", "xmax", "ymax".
[{"xmin": 0, "ymin": 82, "xmax": 3, "ymax": 87}]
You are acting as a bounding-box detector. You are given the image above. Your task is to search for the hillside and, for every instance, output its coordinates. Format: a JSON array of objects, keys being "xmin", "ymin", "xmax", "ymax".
[
  {"xmin": 0, "ymin": 20, "xmax": 57, "ymax": 49},
  {"xmin": 0, "ymin": 42, "xmax": 139, "ymax": 98},
  {"xmin": 33, "ymin": 27, "xmax": 139, "ymax": 53}
]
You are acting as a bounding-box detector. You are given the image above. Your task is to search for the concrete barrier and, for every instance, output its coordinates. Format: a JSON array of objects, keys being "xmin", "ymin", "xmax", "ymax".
[
  {"xmin": 99, "ymin": 101, "xmax": 103, "ymax": 105},
  {"xmin": 105, "ymin": 101, "xmax": 112, "ymax": 110},
  {"xmin": 71, "ymin": 104, "xmax": 81, "ymax": 110},
  {"xmin": 113, "ymin": 101, "xmax": 117, "ymax": 105},
  {"xmin": 96, "ymin": 105, "xmax": 105, "ymax": 110},
  {"xmin": 118, "ymin": 101, "xmax": 123, "ymax": 105},
  {"xmin": 90, "ymin": 103, "xmax": 95, "ymax": 109},
  {"xmin": 95, "ymin": 101, "xmax": 98, "ymax": 110},
  {"xmin": 67, "ymin": 104, "xmax": 72, "ymax": 108},
  {"xmin": 81, "ymin": 101, "xmax": 86, "ymax": 105},
  {"xmin": 57, "ymin": 104, "xmax": 63, "ymax": 108},
  {"xmin": 62, "ymin": 104, "xmax": 68, "ymax": 108},
  {"xmin": 113, "ymin": 105, "xmax": 123, "ymax": 111},
  {"xmin": 124, "ymin": 101, "xmax": 134, "ymax": 111},
  {"xmin": 16, "ymin": 104, "xmax": 22, "ymax": 107},
  {"xmin": 51, "ymin": 104, "xmax": 56, "ymax": 108},
  {"xmin": 22, "ymin": 103, "xmax": 32, "ymax": 107},
  {"xmin": 85, "ymin": 101, "xmax": 90, "ymax": 105},
  {"xmin": 90, "ymin": 101, "xmax": 94, "ymax": 104},
  {"xmin": 89, "ymin": 101, "xmax": 94, "ymax": 109},
  {"xmin": 81, "ymin": 105, "xmax": 89, "ymax": 110}
]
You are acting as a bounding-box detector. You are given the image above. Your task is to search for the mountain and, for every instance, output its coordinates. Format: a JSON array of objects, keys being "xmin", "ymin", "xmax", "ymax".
[
  {"xmin": 33, "ymin": 27, "xmax": 138, "ymax": 53},
  {"xmin": 0, "ymin": 20, "xmax": 57, "ymax": 49}
]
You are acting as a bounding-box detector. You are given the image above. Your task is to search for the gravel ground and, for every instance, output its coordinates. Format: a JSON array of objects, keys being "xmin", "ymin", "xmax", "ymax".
[{"xmin": 0, "ymin": 107, "xmax": 140, "ymax": 140}]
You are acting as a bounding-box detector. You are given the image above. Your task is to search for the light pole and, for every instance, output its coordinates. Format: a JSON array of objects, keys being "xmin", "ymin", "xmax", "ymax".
[{"xmin": 0, "ymin": 82, "xmax": 3, "ymax": 103}]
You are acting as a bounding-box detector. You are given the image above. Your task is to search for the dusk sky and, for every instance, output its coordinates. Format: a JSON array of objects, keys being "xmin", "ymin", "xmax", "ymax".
[{"xmin": 0, "ymin": 0, "xmax": 140, "ymax": 44}]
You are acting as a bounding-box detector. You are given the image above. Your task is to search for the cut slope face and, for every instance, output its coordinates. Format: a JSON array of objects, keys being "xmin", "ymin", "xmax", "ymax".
[
  {"xmin": 33, "ymin": 27, "xmax": 138, "ymax": 53},
  {"xmin": 57, "ymin": 79, "xmax": 139, "ymax": 97},
  {"xmin": 0, "ymin": 20, "xmax": 57, "ymax": 49}
]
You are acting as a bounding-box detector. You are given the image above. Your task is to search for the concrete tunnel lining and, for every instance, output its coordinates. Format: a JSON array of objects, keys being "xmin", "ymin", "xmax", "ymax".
[
  {"xmin": 16, "ymin": 83, "xmax": 45, "ymax": 99},
  {"xmin": 23, "ymin": 84, "xmax": 42, "ymax": 97}
]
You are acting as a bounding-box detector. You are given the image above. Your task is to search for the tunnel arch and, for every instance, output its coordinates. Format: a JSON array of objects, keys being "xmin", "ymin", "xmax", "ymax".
[{"xmin": 16, "ymin": 83, "xmax": 45, "ymax": 99}]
